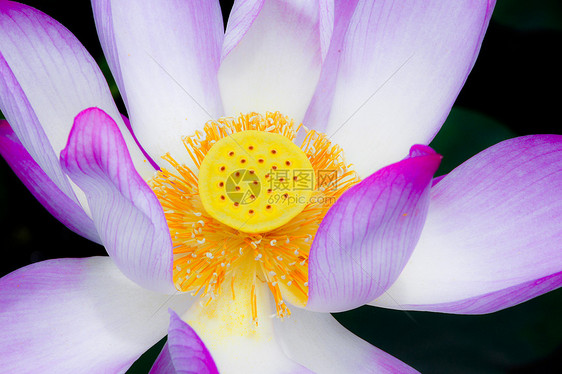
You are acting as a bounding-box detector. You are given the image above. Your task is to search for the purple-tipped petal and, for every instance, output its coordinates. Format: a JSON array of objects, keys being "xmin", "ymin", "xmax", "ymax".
[
  {"xmin": 91, "ymin": 0, "xmax": 128, "ymax": 109},
  {"xmin": 308, "ymin": 145, "xmax": 441, "ymax": 312},
  {"xmin": 275, "ymin": 307, "xmax": 419, "ymax": 374},
  {"xmin": 60, "ymin": 108, "xmax": 174, "ymax": 293},
  {"xmin": 371, "ymin": 135, "xmax": 562, "ymax": 313},
  {"xmin": 0, "ymin": 1, "xmax": 153, "ymax": 190},
  {"xmin": 92, "ymin": 0, "xmax": 224, "ymax": 169},
  {"xmin": 303, "ymin": 0, "xmax": 360, "ymax": 132},
  {"xmin": 151, "ymin": 343, "xmax": 176, "ymax": 374},
  {"xmin": 218, "ymin": 0, "xmax": 323, "ymax": 123},
  {"xmin": 120, "ymin": 113, "xmax": 160, "ymax": 171},
  {"xmin": 308, "ymin": 0, "xmax": 495, "ymax": 177},
  {"xmin": 221, "ymin": 0, "xmax": 264, "ymax": 59},
  {"xmin": 431, "ymin": 174, "xmax": 446, "ymax": 186},
  {"xmin": 377, "ymin": 271, "xmax": 562, "ymax": 315},
  {"xmin": 167, "ymin": 311, "xmax": 219, "ymax": 374},
  {"xmin": 150, "ymin": 311, "xmax": 219, "ymax": 374},
  {"xmin": 0, "ymin": 257, "xmax": 193, "ymax": 374},
  {"xmin": 0, "ymin": 120, "xmax": 100, "ymax": 243},
  {"xmin": 223, "ymin": 0, "xmax": 334, "ymax": 60}
]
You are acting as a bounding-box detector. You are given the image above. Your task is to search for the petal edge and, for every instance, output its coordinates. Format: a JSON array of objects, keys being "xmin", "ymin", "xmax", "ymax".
[
  {"xmin": 308, "ymin": 145, "xmax": 441, "ymax": 312},
  {"xmin": 61, "ymin": 107, "xmax": 174, "ymax": 293}
]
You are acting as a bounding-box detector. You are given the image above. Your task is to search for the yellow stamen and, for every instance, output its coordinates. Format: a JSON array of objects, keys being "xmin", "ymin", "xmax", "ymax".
[{"xmin": 149, "ymin": 112, "xmax": 360, "ymax": 320}]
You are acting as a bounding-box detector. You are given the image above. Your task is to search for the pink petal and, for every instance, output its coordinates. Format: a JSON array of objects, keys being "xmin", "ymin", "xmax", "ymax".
[
  {"xmin": 0, "ymin": 257, "xmax": 192, "ymax": 373},
  {"xmin": 150, "ymin": 311, "xmax": 219, "ymax": 374},
  {"xmin": 223, "ymin": 0, "xmax": 334, "ymax": 60},
  {"xmin": 371, "ymin": 135, "xmax": 562, "ymax": 313},
  {"xmin": 218, "ymin": 0, "xmax": 323, "ymax": 123},
  {"xmin": 92, "ymin": 0, "xmax": 224, "ymax": 169},
  {"xmin": 307, "ymin": 145, "xmax": 441, "ymax": 312},
  {"xmin": 307, "ymin": 0, "xmax": 496, "ymax": 177},
  {"xmin": 150, "ymin": 342, "xmax": 175, "ymax": 374},
  {"xmin": 221, "ymin": 0, "xmax": 264, "ymax": 59},
  {"xmin": 120, "ymin": 113, "xmax": 160, "ymax": 171},
  {"xmin": 60, "ymin": 108, "xmax": 174, "ymax": 293},
  {"xmin": 0, "ymin": 1, "xmax": 153, "ymax": 191},
  {"xmin": 0, "ymin": 120, "xmax": 100, "ymax": 243},
  {"xmin": 303, "ymin": 0, "xmax": 360, "ymax": 132}
]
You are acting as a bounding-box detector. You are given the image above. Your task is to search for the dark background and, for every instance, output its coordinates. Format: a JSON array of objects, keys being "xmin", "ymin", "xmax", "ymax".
[{"xmin": 1, "ymin": 1, "xmax": 561, "ymax": 373}]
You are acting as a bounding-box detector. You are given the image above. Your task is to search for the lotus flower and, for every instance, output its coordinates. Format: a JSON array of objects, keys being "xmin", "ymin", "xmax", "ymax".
[{"xmin": 1, "ymin": 0, "xmax": 561, "ymax": 373}]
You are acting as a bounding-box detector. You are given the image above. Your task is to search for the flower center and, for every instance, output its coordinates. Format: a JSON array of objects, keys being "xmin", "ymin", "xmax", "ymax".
[
  {"xmin": 198, "ymin": 130, "xmax": 314, "ymax": 233},
  {"xmin": 149, "ymin": 112, "xmax": 360, "ymax": 322}
]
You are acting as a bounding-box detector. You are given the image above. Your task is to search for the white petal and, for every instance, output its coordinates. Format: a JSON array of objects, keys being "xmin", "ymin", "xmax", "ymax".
[
  {"xmin": 274, "ymin": 307, "xmax": 419, "ymax": 373},
  {"xmin": 0, "ymin": 2, "xmax": 153, "ymax": 211},
  {"xmin": 182, "ymin": 274, "xmax": 310, "ymax": 373},
  {"xmin": 0, "ymin": 257, "xmax": 193, "ymax": 373},
  {"xmin": 371, "ymin": 136, "xmax": 562, "ymax": 313},
  {"xmin": 320, "ymin": 0, "xmax": 495, "ymax": 177},
  {"xmin": 219, "ymin": 0, "xmax": 323, "ymax": 123},
  {"xmin": 93, "ymin": 0, "xmax": 224, "ymax": 168}
]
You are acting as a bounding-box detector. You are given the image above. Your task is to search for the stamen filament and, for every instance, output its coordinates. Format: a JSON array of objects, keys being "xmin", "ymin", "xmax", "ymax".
[{"xmin": 149, "ymin": 112, "xmax": 360, "ymax": 320}]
